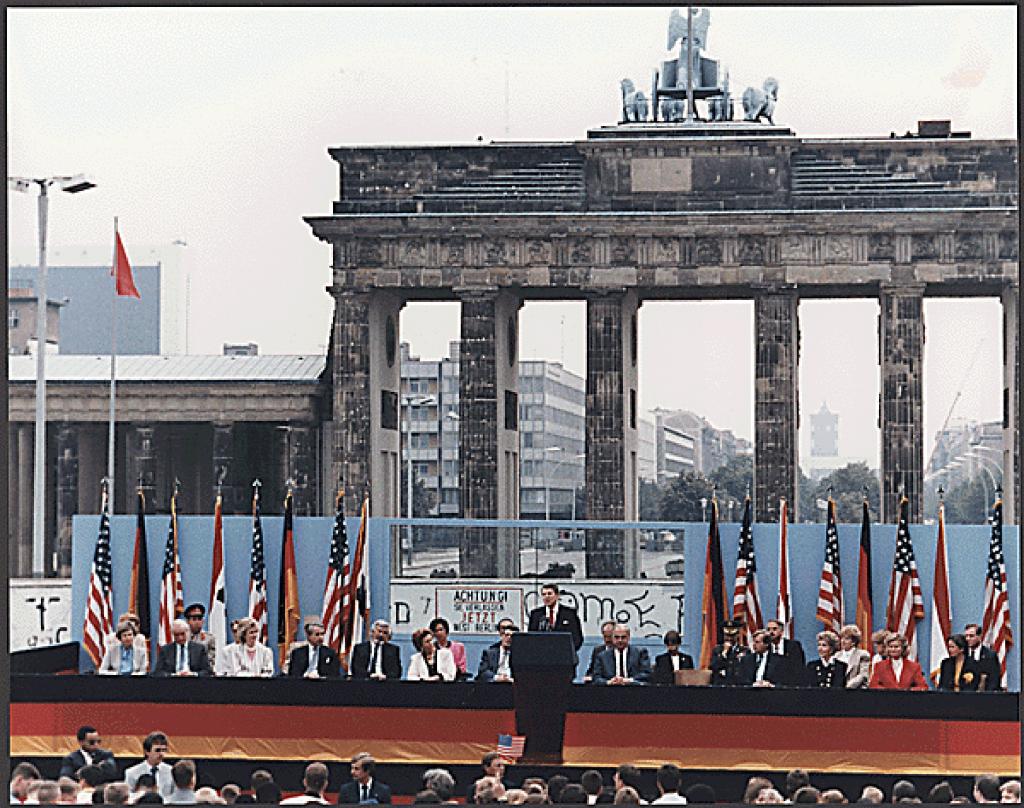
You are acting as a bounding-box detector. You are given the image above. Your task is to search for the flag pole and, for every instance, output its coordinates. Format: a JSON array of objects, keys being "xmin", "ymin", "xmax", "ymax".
[{"xmin": 107, "ymin": 217, "xmax": 119, "ymax": 512}]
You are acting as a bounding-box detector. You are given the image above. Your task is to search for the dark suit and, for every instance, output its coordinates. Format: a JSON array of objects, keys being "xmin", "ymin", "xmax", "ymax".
[
  {"xmin": 805, "ymin": 658, "xmax": 848, "ymax": 688},
  {"xmin": 969, "ymin": 645, "xmax": 1002, "ymax": 691},
  {"xmin": 337, "ymin": 778, "xmax": 392, "ymax": 804},
  {"xmin": 286, "ymin": 644, "xmax": 340, "ymax": 678},
  {"xmin": 734, "ymin": 651, "xmax": 786, "ymax": 686},
  {"xmin": 593, "ymin": 646, "xmax": 652, "ymax": 684},
  {"xmin": 527, "ymin": 604, "xmax": 583, "ymax": 651},
  {"xmin": 348, "ymin": 641, "xmax": 402, "ymax": 680},
  {"xmin": 709, "ymin": 643, "xmax": 747, "ymax": 686},
  {"xmin": 769, "ymin": 637, "xmax": 806, "ymax": 686},
  {"xmin": 153, "ymin": 641, "xmax": 213, "ymax": 676},
  {"xmin": 937, "ymin": 655, "xmax": 981, "ymax": 692},
  {"xmin": 652, "ymin": 651, "xmax": 695, "ymax": 685},
  {"xmin": 584, "ymin": 643, "xmax": 613, "ymax": 679},
  {"xmin": 477, "ymin": 643, "xmax": 513, "ymax": 683},
  {"xmin": 59, "ymin": 747, "xmax": 116, "ymax": 780}
]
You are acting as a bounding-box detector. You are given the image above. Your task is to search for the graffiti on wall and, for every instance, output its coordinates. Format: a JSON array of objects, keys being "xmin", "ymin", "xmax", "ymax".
[{"xmin": 10, "ymin": 580, "xmax": 72, "ymax": 651}]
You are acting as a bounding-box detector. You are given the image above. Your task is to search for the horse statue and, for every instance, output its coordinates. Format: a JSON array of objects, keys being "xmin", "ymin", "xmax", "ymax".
[
  {"xmin": 620, "ymin": 78, "xmax": 649, "ymax": 123},
  {"xmin": 741, "ymin": 77, "xmax": 779, "ymax": 124},
  {"xmin": 707, "ymin": 70, "xmax": 733, "ymax": 122}
]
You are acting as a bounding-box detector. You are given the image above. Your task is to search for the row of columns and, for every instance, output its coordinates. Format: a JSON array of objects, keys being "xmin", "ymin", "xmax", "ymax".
[{"xmin": 331, "ymin": 280, "xmax": 1020, "ymax": 578}]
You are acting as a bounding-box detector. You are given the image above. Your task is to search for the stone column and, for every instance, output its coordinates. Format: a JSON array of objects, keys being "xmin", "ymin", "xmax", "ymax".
[
  {"xmin": 9, "ymin": 425, "xmax": 21, "ymax": 577},
  {"xmin": 754, "ymin": 286, "xmax": 800, "ymax": 523},
  {"xmin": 458, "ymin": 289, "xmax": 521, "ymax": 577},
  {"xmin": 212, "ymin": 422, "xmax": 240, "ymax": 513},
  {"xmin": 77, "ymin": 426, "xmax": 105, "ymax": 515},
  {"xmin": 55, "ymin": 424, "xmax": 79, "ymax": 576},
  {"xmin": 286, "ymin": 423, "xmax": 317, "ymax": 516},
  {"xmin": 129, "ymin": 425, "xmax": 159, "ymax": 512},
  {"xmin": 330, "ymin": 289, "xmax": 403, "ymax": 518},
  {"xmin": 17, "ymin": 424, "xmax": 33, "ymax": 577},
  {"xmin": 585, "ymin": 290, "xmax": 640, "ymax": 578},
  {"xmin": 878, "ymin": 282, "xmax": 925, "ymax": 523},
  {"xmin": 1002, "ymin": 282, "xmax": 1019, "ymax": 524}
]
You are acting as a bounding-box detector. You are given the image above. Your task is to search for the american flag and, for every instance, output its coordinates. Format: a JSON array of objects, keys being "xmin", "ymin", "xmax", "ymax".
[
  {"xmin": 816, "ymin": 497, "xmax": 844, "ymax": 632},
  {"xmin": 981, "ymin": 496, "xmax": 1012, "ymax": 687},
  {"xmin": 158, "ymin": 490, "xmax": 184, "ymax": 646},
  {"xmin": 885, "ymin": 496, "xmax": 925, "ymax": 659},
  {"xmin": 342, "ymin": 495, "xmax": 371, "ymax": 658},
  {"xmin": 776, "ymin": 499, "xmax": 793, "ymax": 639},
  {"xmin": 248, "ymin": 483, "xmax": 269, "ymax": 643},
  {"xmin": 321, "ymin": 488, "xmax": 350, "ymax": 653},
  {"xmin": 496, "ymin": 734, "xmax": 526, "ymax": 761},
  {"xmin": 732, "ymin": 496, "xmax": 762, "ymax": 644},
  {"xmin": 83, "ymin": 488, "xmax": 115, "ymax": 668}
]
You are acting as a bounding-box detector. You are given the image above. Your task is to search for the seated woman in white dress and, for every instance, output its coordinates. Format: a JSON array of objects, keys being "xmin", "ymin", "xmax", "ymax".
[
  {"xmin": 406, "ymin": 627, "xmax": 457, "ymax": 681},
  {"xmin": 835, "ymin": 624, "xmax": 871, "ymax": 689},
  {"xmin": 225, "ymin": 618, "xmax": 274, "ymax": 677},
  {"xmin": 98, "ymin": 621, "xmax": 148, "ymax": 675}
]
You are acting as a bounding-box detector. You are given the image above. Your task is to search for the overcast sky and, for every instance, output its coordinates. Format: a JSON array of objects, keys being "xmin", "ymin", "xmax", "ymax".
[{"xmin": 6, "ymin": 6, "xmax": 1016, "ymax": 465}]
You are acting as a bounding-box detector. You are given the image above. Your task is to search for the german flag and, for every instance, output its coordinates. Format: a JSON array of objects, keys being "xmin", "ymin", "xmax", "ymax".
[
  {"xmin": 855, "ymin": 497, "xmax": 873, "ymax": 644},
  {"xmin": 277, "ymin": 490, "xmax": 301, "ymax": 670},
  {"xmin": 699, "ymin": 498, "xmax": 727, "ymax": 669}
]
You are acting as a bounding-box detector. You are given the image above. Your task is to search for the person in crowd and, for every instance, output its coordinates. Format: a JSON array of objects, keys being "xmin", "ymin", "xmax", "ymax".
[
  {"xmin": 1000, "ymin": 780, "xmax": 1020, "ymax": 803},
  {"xmin": 135, "ymin": 789, "xmax": 165, "ymax": 805},
  {"xmin": 56, "ymin": 776, "xmax": 79, "ymax": 803},
  {"xmin": 964, "ymin": 623, "xmax": 1002, "ymax": 691},
  {"xmin": 280, "ymin": 762, "xmax": 330, "ymax": 805},
  {"xmin": 473, "ymin": 776, "xmax": 507, "ymax": 804},
  {"xmin": 414, "ymin": 790, "xmax": 442, "ymax": 804},
  {"xmin": 652, "ymin": 630, "xmax": 694, "ymax": 685},
  {"xmin": 685, "ymin": 784, "xmax": 716, "ymax": 804},
  {"xmin": 583, "ymin": 621, "xmax": 617, "ymax": 683},
  {"xmin": 819, "ymin": 789, "xmax": 847, "ymax": 803},
  {"xmin": 223, "ymin": 618, "xmax": 273, "ymax": 677},
  {"xmin": 255, "ymin": 782, "xmax": 283, "ymax": 804},
  {"xmin": 651, "ymin": 764, "xmax": 685, "ymax": 804},
  {"xmin": 29, "ymin": 780, "xmax": 60, "ymax": 804},
  {"xmin": 59, "ymin": 725, "xmax": 117, "ymax": 781},
  {"xmin": 764, "ymin": 618, "xmax": 806, "ymax": 686},
  {"xmin": 735, "ymin": 629, "xmax": 785, "ymax": 687},
  {"xmin": 858, "ymin": 785, "xmax": 884, "ymax": 804},
  {"xmin": 99, "ymin": 622, "xmax": 149, "ymax": 677},
  {"xmin": 937, "ymin": 634, "xmax": 979, "ymax": 691},
  {"xmin": 613, "ymin": 764, "xmax": 645, "ymax": 802},
  {"xmin": 754, "ymin": 787, "xmax": 785, "ymax": 803},
  {"xmin": 926, "ymin": 782, "xmax": 955, "ymax": 803},
  {"xmin": 548, "ymin": 775, "xmax": 570, "ymax": 804},
  {"xmin": 420, "ymin": 769, "xmax": 455, "ymax": 804},
  {"xmin": 710, "ymin": 620, "xmax": 748, "ymax": 686},
  {"xmin": 791, "ymin": 786, "xmax": 820, "ymax": 803},
  {"xmin": 527, "ymin": 583, "xmax": 584, "ymax": 653},
  {"xmin": 286, "ymin": 620, "xmax": 340, "ymax": 679},
  {"xmin": 581, "ymin": 770, "xmax": 605, "ymax": 805},
  {"xmin": 131, "ymin": 773, "xmax": 161, "ymax": 802},
  {"xmin": 429, "ymin": 618, "xmax": 468, "ymax": 679},
  {"xmin": 337, "ymin": 754, "xmax": 391, "ymax": 804},
  {"xmin": 806, "ymin": 631, "xmax": 848, "ymax": 688},
  {"xmin": 195, "ymin": 786, "xmax": 224, "ymax": 803},
  {"xmin": 102, "ymin": 782, "xmax": 132, "ymax": 805},
  {"xmin": 560, "ymin": 784, "xmax": 589, "ymax": 804},
  {"xmin": 154, "ymin": 619, "xmax": 214, "ymax": 677},
  {"xmin": 836, "ymin": 624, "xmax": 871, "ymax": 689},
  {"xmin": 614, "ymin": 786, "xmax": 641, "ymax": 804},
  {"xmin": 465, "ymin": 752, "xmax": 510, "ymax": 801},
  {"xmin": 349, "ymin": 620, "xmax": 403, "ymax": 680},
  {"xmin": 184, "ymin": 603, "xmax": 218, "ymax": 671},
  {"xmin": 974, "ymin": 775, "xmax": 1002, "ymax": 803},
  {"xmin": 219, "ymin": 783, "xmax": 241, "ymax": 804},
  {"xmin": 869, "ymin": 629, "xmax": 889, "ymax": 675},
  {"xmin": 217, "ymin": 619, "xmax": 243, "ymax": 677},
  {"xmin": 892, "ymin": 780, "xmax": 918, "ymax": 801},
  {"xmin": 166, "ymin": 760, "xmax": 198, "ymax": 804},
  {"xmin": 74, "ymin": 765, "xmax": 105, "ymax": 804},
  {"xmin": 742, "ymin": 777, "xmax": 774, "ymax": 803},
  {"xmin": 869, "ymin": 633, "xmax": 928, "ymax": 690},
  {"xmin": 407, "ymin": 627, "xmax": 457, "ymax": 681},
  {"xmin": 593, "ymin": 625, "xmax": 652, "ymax": 685},
  {"xmin": 124, "ymin": 731, "xmax": 174, "ymax": 797},
  {"xmin": 477, "ymin": 623, "xmax": 517, "ymax": 683},
  {"xmin": 784, "ymin": 769, "xmax": 810, "ymax": 801}
]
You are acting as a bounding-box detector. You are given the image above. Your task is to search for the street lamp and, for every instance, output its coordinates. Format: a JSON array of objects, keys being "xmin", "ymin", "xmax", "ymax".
[
  {"xmin": 402, "ymin": 394, "xmax": 436, "ymax": 520},
  {"xmin": 543, "ymin": 447, "xmax": 585, "ymax": 522},
  {"xmin": 9, "ymin": 173, "xmax": 96, "ymax": 577},
  {"xmin": 699, "ymin": 496, "xmax": 708, "ymax": 522}
]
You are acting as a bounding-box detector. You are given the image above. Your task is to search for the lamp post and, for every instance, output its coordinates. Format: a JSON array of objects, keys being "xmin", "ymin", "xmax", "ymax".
[
  {"xmin": 544, "ymin": 447, "xmax": 585, "ymax": 522},
  {"xmin": 402, "ymin": 394, "xmax": 436, "ymax": 520},
  {"xmin": 9, "ymin": 173, "xmax": 96, "ymax": 577},
  {"xmin": 699, "ymin": 496, "xmax": 708, "ymax": 522}
]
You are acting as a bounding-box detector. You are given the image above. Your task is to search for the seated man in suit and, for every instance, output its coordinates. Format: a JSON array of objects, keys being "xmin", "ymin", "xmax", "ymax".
[
  {"xmin": 527, "ymin": 583, "xmax": 583, "ymax": 654},
  {"xmin": 59, "ymin": 725, "xmax": 117, "ymax": 781},
  {"xmin": 348, "ymin": 620, "xmax": 402, "ymax": 680},
  {"xmin": 652, "ymin": 629, "xmax": 695, "ymax": 685},
  {"xmin": 287, "ymin": 620, "xmax": 340, "ymax": 678},
  {"xmin": 735, "ymin": 629, "xmax": 785, "ymax": 687},
  {"xmin": 593, "ymin": 624, "xmax": 652, "ymax": 685},
  {"xmin": 478, "ymin": 623, "xmax": 518, "ymax": 683},
  {"xmin": 583, "ymin": 620, "xmax": 616, "ymax": 683},
  {"xmin": 964, "ymin": 622, "xmax": 1002, "ymax": 690},
  {"xmin": 765, "ymin": 618, "xmax": 806, "ymax": 687},
  {"xmin": 153, "ymin": 619, "xmax": 213, "ymax": 677},
  {"xmin": 337, "ymin": 753, "xmax": 391, "ymax": 804}
]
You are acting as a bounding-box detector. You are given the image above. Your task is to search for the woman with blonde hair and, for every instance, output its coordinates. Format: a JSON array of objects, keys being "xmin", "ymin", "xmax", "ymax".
[
  {"xmin": 224, "ymin": 618, "xmax": 274, "ymax": 677},
  {"xmin": 869, "ymin": 632, "xmax": 928, "ymax": 690},
  {"xmin": 406, "ymin": 628, "xmax": 456, "ymax": 681},
  {"xmin": 836, "ymin": 624, "xmax": 871, "ymax": 688}
]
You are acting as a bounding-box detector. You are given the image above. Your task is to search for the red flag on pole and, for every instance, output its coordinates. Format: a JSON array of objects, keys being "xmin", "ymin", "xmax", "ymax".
[
  {"xmin": 929, "ymin": 501, "xmax": 952, "ymax": 683},
  {"xmin": 111, "ymin": 229, "xmax": 140, "ymax": 298},
  {"xmin": 699, "ymin": 498, "xmax": 727, "ymax": 668},
  {"xmin": 776, "ymin": 499, "xmax": 793, "ymax": 639}
]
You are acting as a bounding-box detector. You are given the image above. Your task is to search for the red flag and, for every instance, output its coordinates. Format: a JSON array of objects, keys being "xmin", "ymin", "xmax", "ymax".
[
  {"xmin": 699, "ymin": 499, "xmax": 727, "ymax": 668},
  {"xmin": 929, "ymin": 502, "xmax": 951, "ymax": 683},
  {"xmin": 855, "ymin": 498, "xmax": 874, "ymax": 645},
  {"xmin": 776, "ymin": 499, "xmax": 793, "ymax": 639},
  {"xmin": 816, "ymin": 497, "xmax": 844, "ymax": 632},
  {"xmin": 83, "ymin": 489, "xmax": 115, "ymax": 668},
  {"xmin": 885, "ymin": 496, "xmax": 925, "ymax": 659},
  {"xmin": 732, "ymin": 496, "xmax": 762, "ymax": 644},
  {"xmin": 111, "ymin": 229, "xmax": 140, "ymax": 298},
  {"xmin": 278, "ymin": 491, "xmax": 301, "ymax": 669},
  {"xmin": 981, "ymin": 496, "xmax": 1012, "ymax": 686},
  {"xmin": 209, "ymin": 493, "xmax": 227, "ymax": 673}
]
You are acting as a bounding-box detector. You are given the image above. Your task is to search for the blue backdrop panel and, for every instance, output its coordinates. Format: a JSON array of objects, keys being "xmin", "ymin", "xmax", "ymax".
[{"xmin": 72, "ymin": 516, "xmax": 1019, "ymax": 689}]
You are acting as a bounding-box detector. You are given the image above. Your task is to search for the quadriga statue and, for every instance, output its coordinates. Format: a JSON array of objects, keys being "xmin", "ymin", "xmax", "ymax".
[
  {"xmin": 620, "ymin": 78, "xmax": 649, "ymax": 123},
  {"xmin": 741, "ymin": 77, "xmax": 779, "ymax": 124}
]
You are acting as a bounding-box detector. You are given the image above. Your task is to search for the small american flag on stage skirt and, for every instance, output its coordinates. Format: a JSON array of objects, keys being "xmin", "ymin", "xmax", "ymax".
[{"xmin": 497, "ymin": 734, "xmax": 526, "ymax": 761}]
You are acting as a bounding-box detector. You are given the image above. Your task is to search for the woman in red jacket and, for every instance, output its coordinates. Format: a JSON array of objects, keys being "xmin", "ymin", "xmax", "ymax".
[{"xmin": 869, "ymin": 632, "xmax": 928, "ymax": 691}]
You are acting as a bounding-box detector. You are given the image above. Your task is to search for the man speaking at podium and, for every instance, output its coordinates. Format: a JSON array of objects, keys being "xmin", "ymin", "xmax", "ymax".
[{"xmin": 528, "ymin": 583, "xmax": 584, "ymax": 653}]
